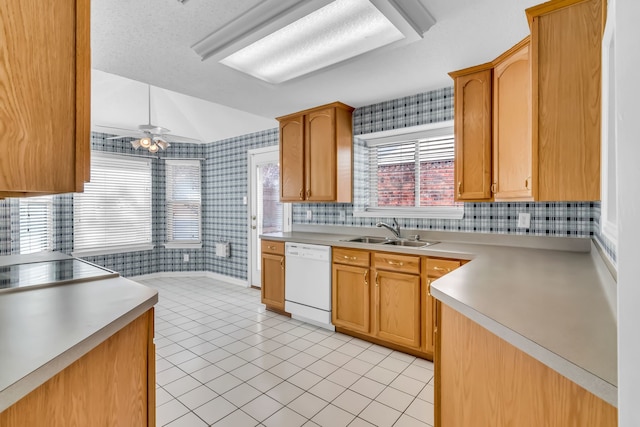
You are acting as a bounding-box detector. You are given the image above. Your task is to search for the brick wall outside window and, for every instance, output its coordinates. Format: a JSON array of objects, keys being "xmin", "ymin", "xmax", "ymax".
[{"xmin": 377, "ymin": 160, "xmax": 455, "ymax": 207}]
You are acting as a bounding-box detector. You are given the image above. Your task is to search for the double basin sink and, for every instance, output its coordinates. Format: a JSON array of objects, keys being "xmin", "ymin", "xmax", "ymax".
[{"xmin": 343, "ymin": 236, "xmax": 439, "ymax": 248}]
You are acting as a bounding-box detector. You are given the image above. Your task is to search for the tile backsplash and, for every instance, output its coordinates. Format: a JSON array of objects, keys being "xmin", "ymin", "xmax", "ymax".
[{"xmin": 0, "ymin": 86, "xmax": 617, "ymax": 277}]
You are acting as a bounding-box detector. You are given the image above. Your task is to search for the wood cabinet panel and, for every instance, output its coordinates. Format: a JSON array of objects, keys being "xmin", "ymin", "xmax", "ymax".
[
  {"xmin": 493, "ymin": 40, "xmax": 534, "ymax": 200},
  {"xmin": 332, "ymin": 263, "xmax": 370, "ymax": 334},
  {"xmin": 435, "ymin": 302, "xmax": 616, "ymax": 427},
  {"xmin": 261, "ymin": 252, "xmax": 285, "ymax": 311},
  {"xmin": 0, "ymin": 0, "xmax": 90, "ymax": 196},
  {"xmin": 452, "ymin": 68, "xmax": 493, "ymax": 201},
  {"xmin": 277, "ymin": 102, "xmax": 353, "ymax": 203},
  {"xmin": 261, "ymin": 240, "xmax": 285, "ymax": 255},
  {"xmin": 306, "ymin": 108, "xmax": 336, "ymax": 201},
  {"xmin": 530, "ymin": 0, "xmax": 602, "ymax": 201},
  {"xmin": 373, "ymin": 252, "xmax": 420, "ymax": 275},
  {"xmin": 333, "ymin": 247, "xmax": 370, "ymax": 267},
  {"xmin": 0, "ymin": 309, "xmax": 154, "ymax": 427},
  {"xmin": 374, "ymin": 269, "xmax": 421, "ymax": 349},
  {"xmin": 423, "ymin": 258, "xmax": 461, "ymax": 355},
  {"xmin": 280, "ymin": 115, "xmax": 305, "ymax": 202}
]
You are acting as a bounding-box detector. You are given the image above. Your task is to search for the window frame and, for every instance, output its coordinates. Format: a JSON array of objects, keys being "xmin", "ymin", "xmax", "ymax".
[
  {"xmin": 72, "ymin": 152, "xmax": 154, "ymax": 257},
  {"xmin": 164, "ymin": 159, "xmax": 203, "ymax": 249},
  {"xmin": 355, "ymin": 120, "xmax": 464, "ymax": 219}
]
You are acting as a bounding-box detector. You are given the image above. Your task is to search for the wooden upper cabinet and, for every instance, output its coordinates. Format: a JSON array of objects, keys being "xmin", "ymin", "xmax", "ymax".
[
  {"xmin": 280, "ymin": 115, "xmax": 305, "ymax": 201},
  {"xmin": 450, "ymin": 66, "xmax": 493, "ymax": 202},
  {"xmin": 528, "ymin": 0, "xmax": 603, "ymax": 201},
  {"xmin": 493, "ymin": 38, "xmax": 534, "ymax": 201},
  {"xmin": 277, "ymin": 102, "xmax": 354, "ymax": 203},
  {"xmin": 0, "ymin": 0, "xmax": 91, "ymax": 197}
]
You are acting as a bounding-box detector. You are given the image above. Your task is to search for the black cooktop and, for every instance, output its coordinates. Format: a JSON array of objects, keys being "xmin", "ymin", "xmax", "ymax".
[{"xmin": 0, "ymin": 259, "xmax": 118, "ymax": 292}]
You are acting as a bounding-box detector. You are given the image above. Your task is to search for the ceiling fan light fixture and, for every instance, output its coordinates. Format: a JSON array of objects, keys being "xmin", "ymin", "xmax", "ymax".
[
  {"xmin": 148, "ymin": 144, "xmax": 160, "ymax": 153},
  {"xmin": 155, "ymin": 138, "xmax": 170, "ymax": 150},
  {"xmin": 139, "ymin": 136, "xmax": 152, "ymax": 148},
  {"xmin": 130, "ymin": 139, "xmax": 142, "ymax": 149}
]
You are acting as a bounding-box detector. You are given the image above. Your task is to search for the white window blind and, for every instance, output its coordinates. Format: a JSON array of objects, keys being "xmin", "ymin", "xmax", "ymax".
[
  {"xmin": 166, "ymin": 159, "xmax": 201, "ymax": 245},
  {"xmin": 73, "ymin": 153, "xmax": 153, "ymax": 255},
  {"xmin": 369, "ymin": 135, "xmax": 458, "ymax": 209},
  {"xmin": 19, "ymin": 196, "xmax": 53, "ymax": 254}
]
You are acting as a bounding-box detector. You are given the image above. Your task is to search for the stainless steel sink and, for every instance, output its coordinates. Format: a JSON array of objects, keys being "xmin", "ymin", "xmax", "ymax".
[
  {"xmin": 343, "ymin": 236, "xmax": 439, "ymax": 247},
  {"xmin": 344, "ymin": 236, "xmax": 392, "ymax": 244},
  {"xmin": 383, "ymin": 240, "xmax": 440, "ymax": 247}
]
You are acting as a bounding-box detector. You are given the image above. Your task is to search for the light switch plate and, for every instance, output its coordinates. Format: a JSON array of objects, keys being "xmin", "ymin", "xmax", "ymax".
[
  {"xmin": 517, "ymin": 212, "xmax": 531, "ymax": 228},
  {"xmin": 339, "ymin": 210, "xmax": 346, "ymax": 221},
  {"xmin": 306, "ymin": 210, "xmax": 312, "ymax": 220},
  {"xmin": 183, "ymin": 254, "xmax": 189, "ymax": 262}
]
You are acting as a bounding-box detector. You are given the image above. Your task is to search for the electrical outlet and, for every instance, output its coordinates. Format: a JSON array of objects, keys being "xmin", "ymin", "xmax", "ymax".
[
  {"xmin": 183, "ymin": 254, "xmax": 189, "ymax": 262},
  {"xmin": 306, "ymin": 210, "xmax": 312, "ymax": 220},
  {"xmin": 517, "ymin": 212, "xmax": 531, "ymax": 229},
  {"xmin": 339, "ymin": 210, "xmax": 346, "ymax": 222}
]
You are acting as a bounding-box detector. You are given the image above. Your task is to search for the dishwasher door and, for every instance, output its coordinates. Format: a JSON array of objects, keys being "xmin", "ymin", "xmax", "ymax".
[{"xmin": 284, "ymin": 242, "xmax": 332, "ymax": 328}]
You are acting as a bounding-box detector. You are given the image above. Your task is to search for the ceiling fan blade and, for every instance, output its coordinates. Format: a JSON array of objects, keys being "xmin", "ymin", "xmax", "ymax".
[
  {"xmin": 163, "ymin": 133, "xmax": 204, "ymax": 143},
  {"xmin": 94, "ymin": 124, "xmax": 144, "ymax": 135}
]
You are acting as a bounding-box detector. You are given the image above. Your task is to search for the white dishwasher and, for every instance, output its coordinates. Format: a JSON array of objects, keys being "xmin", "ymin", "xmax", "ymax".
[{"xmin": 284, "ymin": 242, "xmax": 334, "ymax": 330}]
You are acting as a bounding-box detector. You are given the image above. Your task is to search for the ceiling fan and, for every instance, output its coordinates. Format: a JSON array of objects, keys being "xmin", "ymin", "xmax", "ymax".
[{"xmin": 97, "ymin": 84, "xmax": 202, "ymax": 153}]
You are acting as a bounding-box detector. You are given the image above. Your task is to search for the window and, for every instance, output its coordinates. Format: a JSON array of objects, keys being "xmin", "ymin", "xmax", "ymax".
[
  {"xmin": 358, "ymin": 121, "xmax": 463, "ymax": 218},
  {"xmin": 165, "ymin": 159, "xmax": 202, "ymax": 248},
  {"xmin": 19, "ymin": 196, "xmax": 53, "ymax": 254},
  {"xmin": 73, "ymin": 153, "xmax": 153, "ymax": 256}
]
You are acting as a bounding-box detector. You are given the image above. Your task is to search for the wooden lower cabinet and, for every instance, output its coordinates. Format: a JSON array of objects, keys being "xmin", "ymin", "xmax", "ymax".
[
  {"xmin": 0, "ymin": 309, "xmax": 156, "ymax": 427},
  {"xmin": 374, "ymin": 269, "xmax": 421, "ymax": 349},
  {"xmin": 261, "ymin": 240, "xmax": 286, "ymax": 312},
  {"xmin": 332, "ymin": 263, "xmax": 370, "ymax": 334},
  {"xmin": 434, "ymin": 302, "xmax": 617, "ymax": 426}
]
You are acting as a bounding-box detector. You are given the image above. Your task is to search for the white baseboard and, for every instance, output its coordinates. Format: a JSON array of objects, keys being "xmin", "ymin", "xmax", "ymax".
[{"xmin": 129, "ymin": 271, "xmax": 249, "ymax": 288}]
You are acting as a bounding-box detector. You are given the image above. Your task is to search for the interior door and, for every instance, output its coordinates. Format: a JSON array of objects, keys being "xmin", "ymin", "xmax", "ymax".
[{"xmin": 248, "ymin": 147, "xmax": 291, "ymax": 287}]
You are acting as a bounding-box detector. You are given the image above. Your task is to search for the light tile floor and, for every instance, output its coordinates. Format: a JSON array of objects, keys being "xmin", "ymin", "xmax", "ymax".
[{"xmin": 140, "ymin": 276, "xmax": 435, "ymax": 427}]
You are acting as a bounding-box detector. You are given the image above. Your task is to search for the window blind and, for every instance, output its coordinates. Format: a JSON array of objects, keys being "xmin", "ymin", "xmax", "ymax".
[
  {"xmin": 368, "ymin": 135, "xmax": 457, "ymax": 208},
  {"xmin": 166, "ymin": 159, "xmax": 201, "ymax": 243},
  {"xmin": 19, "ymin": 196, "xmax": 53, "ymax": 254},
  {"xmin": 74, "ymin": 153, "xmax": 152, "ymax": 253}
]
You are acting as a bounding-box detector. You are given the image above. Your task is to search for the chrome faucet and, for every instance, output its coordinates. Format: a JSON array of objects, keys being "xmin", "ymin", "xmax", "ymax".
[{"xmin": 376, "ymin": 218, "xmax": 401, "ymax": 239}]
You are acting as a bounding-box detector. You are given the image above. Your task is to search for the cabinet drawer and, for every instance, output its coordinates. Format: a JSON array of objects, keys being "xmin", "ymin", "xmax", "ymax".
[
  {"xmin": 333, "ymin": 247, "xmax": 370, "ymax": 267},
  {"xmin": 261, "ymin": 240, "xmax": 284, "ymax": 255},
  {"xmin": 425, "ymin": 258, "xmax": 461, "ymax": 278},
  {"xmin": 374, "ymin": 253, "xmax": 420, "ymax": 275}
]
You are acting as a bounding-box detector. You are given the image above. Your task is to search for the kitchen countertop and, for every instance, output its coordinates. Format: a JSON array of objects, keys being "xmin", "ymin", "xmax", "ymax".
[
  {"xmin": 0, "ymin": 255, "xmax": 158, "ymax": 413},
  {"xmin": 262, "ymin": 231, "xmax": 617, "ymax": 406}
]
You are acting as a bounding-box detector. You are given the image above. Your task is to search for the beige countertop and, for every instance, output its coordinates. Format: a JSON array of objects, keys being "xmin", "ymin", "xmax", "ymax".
[
  {"xmin": 262, "ymin": 230, "xmax": 617, "ymax": 406},
  {"xmin": 0, "ymin": 255, "xmax": 158, "ymax": 413}
]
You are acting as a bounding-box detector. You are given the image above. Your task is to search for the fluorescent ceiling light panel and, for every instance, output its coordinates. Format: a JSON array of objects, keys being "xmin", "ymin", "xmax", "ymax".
[{"xmin": 220, "ymin": 0, "xmax": 405, "ymax": 84}]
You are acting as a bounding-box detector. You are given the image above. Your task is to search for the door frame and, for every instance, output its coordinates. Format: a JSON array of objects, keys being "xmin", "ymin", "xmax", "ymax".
[{"xmin": 247, "ymin": 146, "xmax": 291, "ymax": 288}]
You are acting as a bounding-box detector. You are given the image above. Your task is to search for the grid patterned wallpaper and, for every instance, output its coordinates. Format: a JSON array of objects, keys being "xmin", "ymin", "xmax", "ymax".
[{"xmin": 0, "ymin": 86, "xmax": 617, "ymax": 275}]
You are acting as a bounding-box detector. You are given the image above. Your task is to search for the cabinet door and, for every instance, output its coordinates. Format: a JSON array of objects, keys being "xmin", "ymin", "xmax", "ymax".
[
  {"xmin": 493, "ymin": 41, "xmax": 533, "ymax": 200},
  {"xmin": 305, "ymin": 108, "xmax": 336, "ymax": 201},
  {"xmin": 332, "ymin": 264, "xmax": 370, "ymax": 334},
  {"xmin": 280, "ymin": 115, "xmax": 305, "ymax": 202},
  {"xmin": 453, "ymin": 69, "xmax": 493, "ymax": 201},
  {"xmin": 374, "ymin": 269, "xmax": 421, "ymax": 349},
  {"xmin": 0, "ymin": 0, "xmax": 90, "ymax": 195},
  {"xmin": 261, "ymin": 253, "xmax": 285, "ymax": 310},
  {"xmin": 530, "ymin": 0, "xmax": 602, "ymax": 201}
]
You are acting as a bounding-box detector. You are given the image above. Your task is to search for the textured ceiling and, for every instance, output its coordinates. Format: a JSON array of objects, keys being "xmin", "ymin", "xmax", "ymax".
[{"xmin": 92, "ymin": 0, "xmax": 540, "ymax": 129}]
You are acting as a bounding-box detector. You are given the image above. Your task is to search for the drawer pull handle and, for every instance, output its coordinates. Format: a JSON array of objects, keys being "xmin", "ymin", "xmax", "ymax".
[
  {"xmin": 491, "ymin": 183, "xmax": 496, "ymax": 194},
  {"xmin": 343, "ymin": 255, "xmax": 357, "ymax": 261},
  {"xmin": 375, "ymin": 272, "xmax": 379, "ymax": 287},
  {"xmin": 457, "ymin": 182, "xmax": 462, "ymax": 197},
  {"xmin": 525, "ymin": 176, "xmax": 531, "ymax": 190},
  {"xmin": 387, "ymin": 260, "xmax": 404, "ymax": 267},
  {"xmin": 299, "ymin": 189, "xmax": 304, "ymax": 200},
  {"xmin": 267, "ymin": 245, "xmax": 276, "ymax": 250},
  {"xmin": 364, "ymin": 270, "xmax": 368, "ymax": 286},
  {"xmin": 427, "ymin": 278, "xmax": 432, "ymax": 296},
  {"xmin": 433, "ymin": 266, "xmax": 451, "ymax": 272},
  {"xmin": 306, "ymin": 189, "xmax": 311, "ymax": 198}
]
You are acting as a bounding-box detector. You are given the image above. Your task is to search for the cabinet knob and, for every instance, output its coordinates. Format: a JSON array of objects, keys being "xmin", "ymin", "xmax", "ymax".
[
  {"xmin": 299, "ymin": 189, "xmax": 304, "ymax": 200},
  {"xmin": 525, "ymin": 176, "xmax": 531, "ymax": 190},
  {"xmin": 306, "ymin": 189, "xmax": 311, "ymax": 198},
  {"xmin": 491, "ymin": 183, "xmax": 496, "ymax": 194}
]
